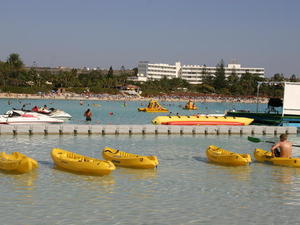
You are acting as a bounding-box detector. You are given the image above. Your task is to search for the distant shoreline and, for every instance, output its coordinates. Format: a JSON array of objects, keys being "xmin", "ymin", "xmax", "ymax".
[{"xmin": 0, "ymin": 93, "xmax": 268, "ymax": 104}]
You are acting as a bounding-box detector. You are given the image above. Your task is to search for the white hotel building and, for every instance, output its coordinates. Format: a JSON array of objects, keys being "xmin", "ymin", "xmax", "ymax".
[{"xmin": 132, "ymin": 61, "xmax": 265, "ymax": 84}]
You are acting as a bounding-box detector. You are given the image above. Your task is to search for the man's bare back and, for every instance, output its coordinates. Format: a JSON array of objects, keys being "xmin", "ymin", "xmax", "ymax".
[{"xmin": 271, "ymin": 134, "xmax": 292, "ymax": 158}]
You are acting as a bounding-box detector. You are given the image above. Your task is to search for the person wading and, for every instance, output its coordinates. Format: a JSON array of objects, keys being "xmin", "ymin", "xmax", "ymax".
[
  {"xmin": 84, "ymin": 109, "xmax": 92, "ymax": 122},
  {"xmin": 271, "ymin": 134, "xmax": 292, "ymax": 158}
]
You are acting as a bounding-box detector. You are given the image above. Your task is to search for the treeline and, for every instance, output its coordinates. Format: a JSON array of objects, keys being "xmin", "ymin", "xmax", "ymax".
[
  {"xmin": 0, "ymin": 53, "xmax": 298, "ymax": 97},
  {"xmin": 0, "ymin": 53, "xmax": 134, "ymax": 94}
]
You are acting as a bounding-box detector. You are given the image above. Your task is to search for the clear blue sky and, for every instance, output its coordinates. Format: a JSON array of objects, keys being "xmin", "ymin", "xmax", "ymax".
[{"xmin": 1, "ymin": 0, "xmax": 299, "ymax": 77}]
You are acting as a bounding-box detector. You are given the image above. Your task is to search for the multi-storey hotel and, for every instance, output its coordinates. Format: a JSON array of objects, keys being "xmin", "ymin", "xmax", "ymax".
[{"xmin": 131, "ymin": 61, "xmax": 265, "ymax": 84}]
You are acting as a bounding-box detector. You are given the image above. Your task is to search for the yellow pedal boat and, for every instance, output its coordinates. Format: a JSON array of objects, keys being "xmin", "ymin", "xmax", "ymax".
[
  {"xmin": 0, "ymin": 152, "xmax": 38, "ymax": 174},
  {"xmin": 138, "ymin": 108, "xmax": 168, "ymax": 112},
  {"xmin": 51, "ymin": 148, "xmax": 116, "ymax": 175},
  {"xmin": 102, "ymin": 147, "xmax": 159, "ymax": 169},
  {"xmin": 183, "ymin": 105, "xmax": 198, "ymax": 110},
  {"xmin": 206, "ymin": 145, "xmax": 252, "ymax": 166},
  {"xmin": 138, "ymin": 100, "xmax": 168, "ymax": 112},
  {"xmin": 183, "ymin": 100, "xmax": 198, "ymax": 110},
  {"xmin": 254, "ymin": 148, "xmax": 300, "ymax": 167}
]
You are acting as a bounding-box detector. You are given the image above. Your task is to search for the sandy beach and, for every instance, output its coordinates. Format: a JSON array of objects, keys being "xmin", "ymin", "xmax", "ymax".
[{"xmin": 0, "ymin": 92, "xmax": 269, "ymax": 104}]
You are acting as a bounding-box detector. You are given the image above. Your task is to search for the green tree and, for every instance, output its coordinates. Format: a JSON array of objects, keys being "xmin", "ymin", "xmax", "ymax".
[
  {"xmin": 132, "ymin": 67, "xmax": 138, "ymax": 76},
  {"xmin": 227, "ymin": 70, "xmax": 240, "ymax": 95},
  {"xmin": 290, "ymin": 74, "xmax": 298, "ymax": 82},
  {"xmin": 195, "ymin": 83, "xmax": 215, "ymax": 93},
  {"xmin": 213, "ymin": 59, "xmax": 226, "ymax": 92},
  {"xmin": 239, "ymin": 72, "xmax": 263, "ymax": 96},
  {"xmin": 201, "ymin": 65, "xmax": 213, "ymax": 86},
  {"xmin": 7, "ymin": 53, "xmax": 24, "ymax": 70},
  {"xmin": 120, "ymin": 65, "xmax": 126, "ymax": 75},
  {"xmin": 107, "ymin": 66, "xmax": 113, "ymax": 78},
  {"xmin": 271, "ymin": 73, "xmax": 285, "ymax": 81},
  {"xmin": 0, "ymin": 61, "xmax": 9, "ymax": 87}
]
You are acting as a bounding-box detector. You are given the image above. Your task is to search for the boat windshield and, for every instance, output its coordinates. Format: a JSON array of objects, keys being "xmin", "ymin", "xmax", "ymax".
[{"xmin": 6, "ymin": 111, "xmax": 21, "ymax": 117}]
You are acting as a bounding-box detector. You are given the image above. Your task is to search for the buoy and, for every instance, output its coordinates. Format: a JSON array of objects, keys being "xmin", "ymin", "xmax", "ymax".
[{"xmin": 109, "ymin": 112, "xmax": 113, "ymax": 115}]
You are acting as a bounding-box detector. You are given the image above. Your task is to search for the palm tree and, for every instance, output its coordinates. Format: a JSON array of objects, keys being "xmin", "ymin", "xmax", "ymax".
[{"xmin": 7, "ymin": 53, "xmax": 24, "ymax": 70}]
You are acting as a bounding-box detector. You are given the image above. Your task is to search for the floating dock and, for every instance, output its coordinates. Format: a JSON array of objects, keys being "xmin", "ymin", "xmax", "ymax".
[{"xmin": 0, "ymin": 124, "xmax": 297, "ymax": 135}]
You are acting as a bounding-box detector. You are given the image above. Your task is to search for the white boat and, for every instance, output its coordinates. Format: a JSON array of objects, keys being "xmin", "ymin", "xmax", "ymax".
[
  {"xmin": 48, "ymin": 109, "xmax": 72, "ymax": 119},
  {"xmin": 0, "ymin": 110, "xmax": 64, "ymax": 124},
  {"xmin": 17, "ymin": 107, "xmax": 72, "ymax": 119}
]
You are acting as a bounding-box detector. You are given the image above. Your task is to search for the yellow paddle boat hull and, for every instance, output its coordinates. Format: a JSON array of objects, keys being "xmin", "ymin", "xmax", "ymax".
[
  {"xmin": 206, "ymin": 145, "xmax": 252, "ymax": 166},
  {"xmin": 138, "ymin": 100, "xmax": 168, "ymax": 112},
  {"xmin": 152, "ymin": 115, "xmax": 253, "ymax": 125},
  {"xmin": 138, "ymin": 107, "xmax": 168, "ymax": 112},
  {"xmin": 254, "ymin": 148, "xmax": 300, "ymax": 167},
  {"xmin": 183, "ymin": 106, "xmax": 198, "ymax": 110},
  {"xmin": 102, "ymin": 147, "xmax": 159, "ymax": 169},
  {"xmin": 0, "ymin": 152, "xmax": 38, "ymax": 174},
  {"xmin": 51, "ymin": 148, "xmax": 115, "ymax": 175},
  {"xmin": 183, "ymin": 100, "xmax": 198, "ymax": 110}
]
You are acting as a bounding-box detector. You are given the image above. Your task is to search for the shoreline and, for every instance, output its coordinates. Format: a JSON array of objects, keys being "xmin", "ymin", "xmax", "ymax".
[{"xmin": 0, "ymin": 93, "xmax": 269, "ymax": 104}]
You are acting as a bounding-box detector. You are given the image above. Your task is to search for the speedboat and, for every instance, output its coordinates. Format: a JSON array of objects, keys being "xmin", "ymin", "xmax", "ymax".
[
  {"xmin": 0, "ymin": 110, "xmax": 64, "ymax": 124},
  {"xmin": 47, "ymin": 108, "xmax": 72, "ymax": 119},
  {"xmin": 17, "ymin": 107, "xmax": 72, "ymax": 119}
]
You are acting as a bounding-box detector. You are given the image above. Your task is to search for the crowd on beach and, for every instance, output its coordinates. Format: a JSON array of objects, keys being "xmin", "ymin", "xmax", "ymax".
[{"xmin": 0, "ymin": 92, "xmax": 268, "ymax": 104}]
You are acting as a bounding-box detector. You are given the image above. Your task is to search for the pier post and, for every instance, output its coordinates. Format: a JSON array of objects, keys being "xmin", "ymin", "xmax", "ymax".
[
  {"xmin": 13, "ymin": 126, "xmax": 17, "ymax": 135},
  {"xmin": 29, "ymin": 125, "xmax": 33, "ymax": 135}
]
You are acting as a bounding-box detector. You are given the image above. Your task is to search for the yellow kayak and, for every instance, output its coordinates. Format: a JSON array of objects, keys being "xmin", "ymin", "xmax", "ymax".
[
  {"xmin": 152, "ymin": 115, "xmax": 253, "ymax": 125},
  {"xmin": 0, "ymin": 152, "xmax": 38, "ymax": 174},
  {"xmin": 102, "ymin": 147, "xmax": 159, "ymax": 169},
  {"xmin": 206, "ymin": 145, "xmax": 252, "ymax": 166},
  {"xmin": 254, "ymin": 148, "xmax": 300, "ymax": 167},
  {"xmin": 51, "ymin": 148, "xmax": 116, "ymax": 175}
]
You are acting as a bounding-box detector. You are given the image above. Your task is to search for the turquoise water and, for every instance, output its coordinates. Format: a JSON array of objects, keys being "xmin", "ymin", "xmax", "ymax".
[
  {"xmin": 1, "ymin": 99, "xmax": 299, "ymax": 224},
  {"xmin": 1, "ymin": 134, "xmax": 300, "ymax": 225},
  {"xmin": 1, "ymin": 98, "xmax": 268, "ymax": 124}
]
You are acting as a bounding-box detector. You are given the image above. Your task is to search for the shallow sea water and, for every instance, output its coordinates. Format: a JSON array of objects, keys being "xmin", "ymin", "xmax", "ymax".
[
  {"xmin": 1, "ymin": 134, "xmax": 300, "ymax": 225},
  {"xmin": 1, "ymin": 98, "xmax": 269, "ymax": 124}
]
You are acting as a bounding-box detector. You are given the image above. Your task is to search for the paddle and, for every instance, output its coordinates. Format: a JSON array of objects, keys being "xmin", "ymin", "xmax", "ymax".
[{"xmin": 247, "ymin": 136, "xmax": 300, "ymax": 147}]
